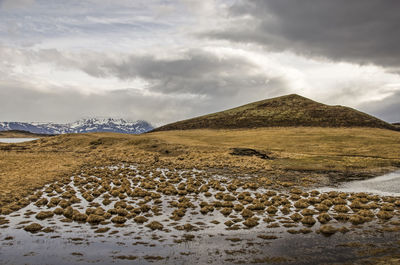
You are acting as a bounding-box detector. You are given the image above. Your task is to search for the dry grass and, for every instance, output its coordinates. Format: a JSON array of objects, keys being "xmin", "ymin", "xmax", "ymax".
[
  {"xmin": 0, "ymin": 143, "xmax": 88, "ymax": 207},
  {"xmin": 0, "ymin": 127, "xmax": 400, "ymax": 208},
  {"xmin": 148, "ymin": 127, "xmax": 400, "ymax": 172}
]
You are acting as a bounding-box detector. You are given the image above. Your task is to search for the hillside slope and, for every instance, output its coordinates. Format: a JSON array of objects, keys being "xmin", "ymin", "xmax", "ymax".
[{"xmin": 154, "ymin": 94, "xmax": 396, "ymax": 131}]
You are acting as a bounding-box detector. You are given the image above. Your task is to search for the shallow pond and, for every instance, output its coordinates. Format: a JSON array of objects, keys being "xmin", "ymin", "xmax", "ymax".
[
  {"xmin": 1, "ymin": 165, "xmax": 400, "ymax": 264},
  {"xmin": 0, "ymin": 138, "xmax": 38, "ymax": 143},
  {"xmin": 319, "ymin": 170, "xmax": 400, "ymax": 196}
]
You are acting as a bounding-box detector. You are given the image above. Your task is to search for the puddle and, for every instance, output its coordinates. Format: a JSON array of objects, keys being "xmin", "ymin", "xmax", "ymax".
[
  {"xmin": 0, "ymin": 138, "xmax": 38, "ymax": 143},
  {"xmin": 319, "ymin": 170, "xmax": 400, "ymax": 196}
]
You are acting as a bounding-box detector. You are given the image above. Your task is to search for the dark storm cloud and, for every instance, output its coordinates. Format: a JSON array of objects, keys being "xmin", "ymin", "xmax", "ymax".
[
  {"xmin": 76, "ymin": 49, "xmax": 288, "ymax": 97},
  {"xmin": 205, "ymin": 0, "xmax": 400, "ymax": 68}
]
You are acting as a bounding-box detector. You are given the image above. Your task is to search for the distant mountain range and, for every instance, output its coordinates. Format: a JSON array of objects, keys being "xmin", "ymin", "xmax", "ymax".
[
  {"xmin": 153, "ymin": 94, "xmax": 398, "ymax": 131},
  {"xmin": 0, "ymin": 118, "xmax": 153, "ymax": 135}
]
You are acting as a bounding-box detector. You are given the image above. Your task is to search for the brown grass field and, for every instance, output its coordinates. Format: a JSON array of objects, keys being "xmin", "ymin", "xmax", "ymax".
[{"xmin": 1, "ymin": 127, "xmax": 400, "ymax": 209}]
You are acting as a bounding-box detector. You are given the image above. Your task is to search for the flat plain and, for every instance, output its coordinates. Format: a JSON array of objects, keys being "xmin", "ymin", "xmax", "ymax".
[{"xmin": 1, "ymin": 128, "xmax": 400, "ymax": 264}]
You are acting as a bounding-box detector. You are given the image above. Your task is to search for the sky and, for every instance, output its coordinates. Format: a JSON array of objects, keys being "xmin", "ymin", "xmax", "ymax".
[{"xmin": 1, "ymin": 0, "xmax": 400, "ymax": 126}]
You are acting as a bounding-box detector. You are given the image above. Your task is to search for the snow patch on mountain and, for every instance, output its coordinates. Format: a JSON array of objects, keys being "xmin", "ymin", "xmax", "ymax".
[{"xmin": 0, "ymin": 118, "xmax": 153, "ymax": 134}]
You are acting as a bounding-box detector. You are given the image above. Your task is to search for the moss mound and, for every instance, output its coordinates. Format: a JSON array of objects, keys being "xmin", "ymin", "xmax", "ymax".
[{"xmin": 24, "ymin": 223, "xmax": 43, "ymax": 233}]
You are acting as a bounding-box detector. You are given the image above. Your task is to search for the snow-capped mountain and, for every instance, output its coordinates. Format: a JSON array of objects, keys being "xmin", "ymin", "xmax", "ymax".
[{"xmin": 0, "ymin": 118, "xmax": 153, "ymax": 134}]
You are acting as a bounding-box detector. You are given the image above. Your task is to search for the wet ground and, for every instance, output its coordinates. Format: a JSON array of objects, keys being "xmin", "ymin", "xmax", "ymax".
[{"xmin": 1, "ymin": 164, "xmax": 400, "ymax": 264}]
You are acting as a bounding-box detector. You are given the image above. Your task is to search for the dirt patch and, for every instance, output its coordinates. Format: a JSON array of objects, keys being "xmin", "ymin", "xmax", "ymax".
[{"xmin": 230, "ymin": 148, "xmax": 272, "ymax": 160}]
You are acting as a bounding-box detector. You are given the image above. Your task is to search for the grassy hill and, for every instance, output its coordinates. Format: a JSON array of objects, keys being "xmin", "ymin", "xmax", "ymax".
[{"xmin": 153, "ymin": 94, "xmax": 396, "ymax": 131}]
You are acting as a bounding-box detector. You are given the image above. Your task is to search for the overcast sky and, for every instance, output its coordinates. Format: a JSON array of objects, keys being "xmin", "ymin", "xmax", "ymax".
[{"xmin": 1, "ymin": 0, "xmax": 399, "ymax": 125}]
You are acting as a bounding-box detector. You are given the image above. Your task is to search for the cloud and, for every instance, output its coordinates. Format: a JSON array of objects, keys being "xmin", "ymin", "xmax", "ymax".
[
  {"xmin": 0, "ymin": 0, "xmax": 177, "ymax": 51},
  {"xmin": 0, "ymin": 46, "xmax": 289, "ymax": 125},
  {"xmin": 204, "ymin": 0, "xmax": 400, "ymax": 69},
  {"xmin": 0, "ymin": 0, "xmax": 34, "ymax": 9},
  {"xmin": 0, "ymin": 81, "xmax": 285, "ymax": 126},
  {"xmin": 358, "ymin": 91, "xmax": 400, "ymax": 123},
  {"xmin": 0, "ymin": 83, "xmax": 191, "ymax": 125},
  {"xmin": 3, "ymin": 43, "xmax": 400, "ymax": 124},
  {"xmin": 81, "ymin": 49, "xmax": 288, "ymax": 98}
]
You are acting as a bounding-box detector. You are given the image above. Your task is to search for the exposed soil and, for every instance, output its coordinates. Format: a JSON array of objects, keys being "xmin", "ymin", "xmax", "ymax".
[{"xmin": 230, "ymin": 148, "xmax": 272, "ymax": 160}]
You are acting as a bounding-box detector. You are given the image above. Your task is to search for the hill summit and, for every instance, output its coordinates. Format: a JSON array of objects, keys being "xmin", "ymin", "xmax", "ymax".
[{"xmin": 154, "ymin": 94, "xmax": 396, "ymax": 131}]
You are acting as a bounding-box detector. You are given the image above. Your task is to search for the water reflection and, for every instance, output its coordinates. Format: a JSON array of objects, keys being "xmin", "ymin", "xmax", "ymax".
[{"xmin": 319, "ymin": 170, "xmax": 400, "ymax": 196}]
